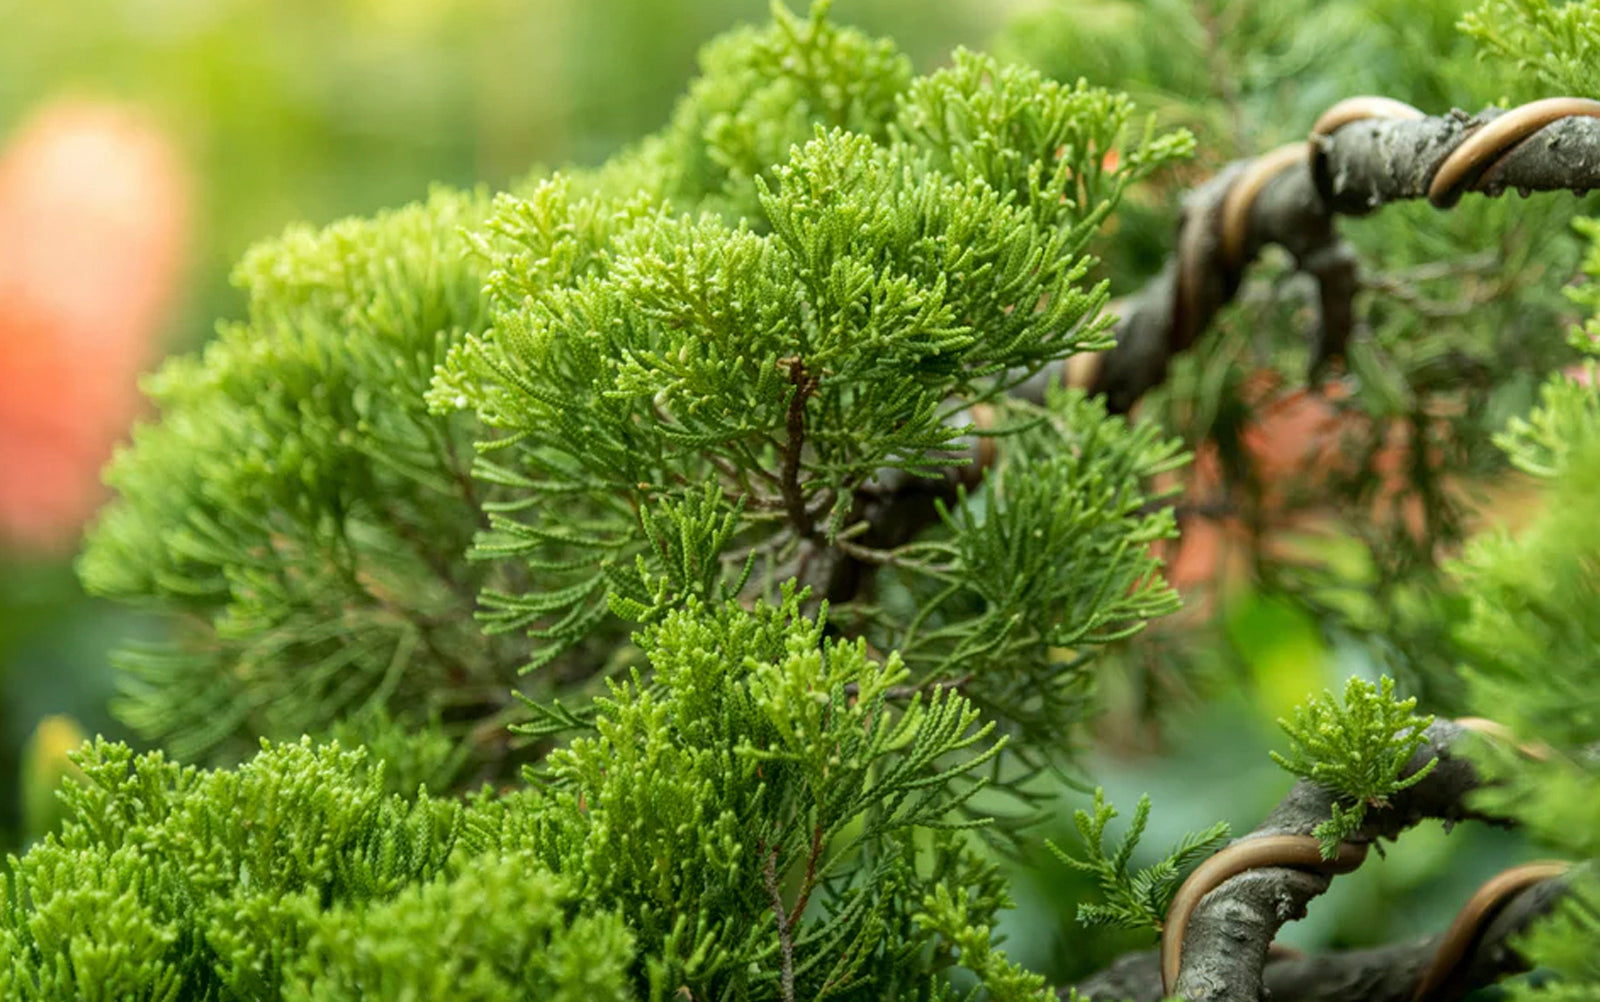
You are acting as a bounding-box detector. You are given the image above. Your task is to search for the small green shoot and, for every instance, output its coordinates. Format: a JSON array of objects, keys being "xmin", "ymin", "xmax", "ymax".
[
  {"xmin": 1048, "ymin": 789, "xmax": 1231, "ymax": 933},
  {"xmin": 1271, "ymin": 675, "xmax": 1437, "ymax": 858}
]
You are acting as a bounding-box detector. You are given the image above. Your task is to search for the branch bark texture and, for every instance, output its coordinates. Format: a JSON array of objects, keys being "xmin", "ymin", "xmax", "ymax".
[
  {"xmin": 1086, "ymin": 98, "xmax": 1600, "ymax": 413},
  {"xmin": 1070, "ymin": 720, "xmax": 1568, "ymax": 1002}
]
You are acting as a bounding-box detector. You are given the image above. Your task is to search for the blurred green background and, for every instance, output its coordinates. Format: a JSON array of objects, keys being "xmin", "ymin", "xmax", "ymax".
[{"xmin": 0, "ymin": 0, "xmax": 1555, "ymax": 988}]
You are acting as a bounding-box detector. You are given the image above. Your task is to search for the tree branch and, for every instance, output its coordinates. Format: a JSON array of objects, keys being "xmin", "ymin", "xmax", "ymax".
[
  {"xmin": 1069, "ymin": 719, "xmax": 1573, "ymax": 1002},
  {"xmin": 763, "ymin": 845, "xmax": 797, "ymax": 1002},
  {"xmin": 840, "ymin": 98, "xmax": 1600, "ymax": 596},
  {"xmin": 1081, "ymin": 97, "xmax": 1600, "ymax": 413},
  {"xmin": 1070, "ymin": 868, "xmax": 1566, "ymax": 1002},
  {"xmin": 781, "ymin": 358, "xmax": 817, "ymax": 540}
]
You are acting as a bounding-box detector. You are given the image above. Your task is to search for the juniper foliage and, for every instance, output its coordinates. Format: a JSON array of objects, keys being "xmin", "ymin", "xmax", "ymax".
[
  {"xmin": 1002, "ymin": 0, "xmax": 1592, "ymax": 713},
  {"xmin": 1, "ymin": 594, "xmax": 1040, "ymax": 1000},
  {"xmin": 1460, "ymin": 0, "xmax": 1600, "ymax": 98},
  {"xmin": 82, "ymin": 1, "xmax": 1192, "ymax": 787},
  {"xmin": 429, "ymin": 41, "xmax": 1192, "ymax": 745},
  {"xmin": 1046, "ymin": 789, "xmax": 1230, "ymax": 933},
  {"xmin": 34, "ymin": 0, "xmax": 1600, "ymax": 998},
  {"xmin": 1443, "ymin": 293, "xmax": 1600, "ymax": 1001},
  {"xmin": 1269, "ymin": 676, "xmax": 1437, "ymax": 857},
  {"xmin": 77, "ymin": 189, "xmax": 525, "ymax": 768}
]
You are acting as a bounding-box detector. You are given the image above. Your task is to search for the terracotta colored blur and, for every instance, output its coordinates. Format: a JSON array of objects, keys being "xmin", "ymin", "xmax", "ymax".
[
  {"xmin": 0, "ymin": 100, "xmax": 191, "ymax": 553},
  {"xmin": 1157, "ymin": 373, "xmax": 1449, "ymax": 603}
]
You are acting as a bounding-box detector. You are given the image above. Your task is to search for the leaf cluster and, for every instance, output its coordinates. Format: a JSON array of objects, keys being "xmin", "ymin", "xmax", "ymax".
[
  {"xmin": 873, "ymin": 389, "xmax": 1185, "ymax": 756},
  {"xmin": 1000, "ymin": 0, "xmax": 1591, "ymax": 717},
  {"xmin": 498, "ymin": 586, "xmax": 1011, "ymax": 998},
  {"xmin": 1460, "ymin": 0, "xmax": 1600, "ymax": 99},
  {"xmin": 0, "ymin": 738, "xmax": 622, "ymax": 1001},
  {"xmin": 1046, "ymin": 789, "xmax": 1230, "ymax": 933},
  {"xmin": 77, "ymin": 2, "xmax": 1194, "ymax": 801},
  {"xmin": 2, "ymin": 594, "xmax": 1045, "ymax": 1000},
  {"xmin": 432, "ymin": 45, "xmax": 1191, "ymax": 721},
  {"xmin": 1441, "ymin": 215, "xmax": 1600, "ymax": 998},
  {"xmin": 1270, "ymin": 676, "xmax": 1437, "ymax": 857},
  {"xmin": 76, "ymin": 189, "xmax": 525, "ymax": 770}
]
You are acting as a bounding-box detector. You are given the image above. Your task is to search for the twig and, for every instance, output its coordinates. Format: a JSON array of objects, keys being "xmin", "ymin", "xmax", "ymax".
[
  {"xmin": 763, "ymin": 845, "xmax": 797, "ymax": 1002},
  {"xmin": 787, "ymin": 824, "xmax": 825, "ymax": 930},
  {"xmin": 781, "ymin": 358, "xmax": 818, "ymax": 539}
]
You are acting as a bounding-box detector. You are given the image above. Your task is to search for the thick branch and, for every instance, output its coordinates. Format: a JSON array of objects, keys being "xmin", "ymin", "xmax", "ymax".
[
  {"xmin": 822, "ymin": 102, "xmax": 1600, "ymax": 608},
  {"xmin": 1070, "ymin": 871, "xmax": 1566, "ymax": 1002},
  {"xmin": 1069, "ymin": 720, "xmax": 1576, "ymax": 1002},
  {"xmin": 1168, "ymin": 719, "xmax": 1491, "ymax": 1002},
  {"xmin": 1088, "ymin": 100, "xmax": 1600, "ymax": 414}
]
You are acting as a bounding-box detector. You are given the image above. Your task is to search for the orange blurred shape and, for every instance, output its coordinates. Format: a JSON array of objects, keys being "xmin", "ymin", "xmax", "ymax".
[
  {"xmin": 1157, "ymin": 373, "xmax": 1440, "ymax": 602},
  {"xmin": 0, "ymin": 100, "xmax": 190, "ymax": 554}
]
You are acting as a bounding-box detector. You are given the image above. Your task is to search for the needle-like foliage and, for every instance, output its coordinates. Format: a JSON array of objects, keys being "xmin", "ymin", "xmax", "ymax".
[
  {"xmin": 1271, "ymin": 676, "xmax": 1437, "ymax": 857},
  {"xmin": 0, "ymin": 592, "xmax": 1040, "ymax": 1000},
  {"xmin": 77, "ymin": 189, "xmax": 527, "ymax": 769},
  {"xmin": 1046, "ymin": 789, "xmax": 1230, "ymax": 933}
]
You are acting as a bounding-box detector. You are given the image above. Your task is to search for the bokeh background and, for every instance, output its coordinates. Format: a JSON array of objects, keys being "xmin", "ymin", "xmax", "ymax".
[{"xmin": 0, "ymin": 0, "xmax": 1555, "ymax": 987}]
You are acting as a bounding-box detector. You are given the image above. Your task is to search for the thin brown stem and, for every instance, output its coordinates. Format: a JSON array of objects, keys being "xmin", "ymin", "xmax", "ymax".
[
  {"xmin": 781, "ymin": 358, "xmax": 817, "ymax": 539},
  {"xmin": 786, "ymin": 824, "xmax": 825, "ymax": 930},
  {"xmin": 763, "ymin": 845, "xmax": 797, "ymax": 1002}
]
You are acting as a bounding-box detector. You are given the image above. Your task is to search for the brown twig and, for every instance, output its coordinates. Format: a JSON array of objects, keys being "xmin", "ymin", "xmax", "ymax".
[
  {"xmin": 781, "ymin": 358, "xmax": 817, "ymax": 539},
  {"xmin": 763, "ymin": 845, "xmax": 797, "ymax": 1002},
  {"xmin": 786, "ymin": 824, "xmax": 825, "ymax": 930}
]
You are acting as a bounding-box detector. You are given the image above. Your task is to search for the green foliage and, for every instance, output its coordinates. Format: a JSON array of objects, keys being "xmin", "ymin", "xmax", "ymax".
[
  {"xmin": 915, "ymin": 881, "xmax": 1052, "ymax": 1002},
  {"xmin": 1046, "ymin": 789, "xmax": 1229, "ymax": 933},
  {"xmin": 1495, "ymin": 217, "xmax": 1600, "ymax": 479},
  {"xmin": 1452, "ymin": 434, "xmax": 1600, "ymax": 855},
  {"xmin": 999, "ymin": 0, "xmax": 1589, "ymax": 718},
  {"xmin": 284, "ymin": 852, "xmax": 635, "ymax": 1002},
  {"xmin": 1497, "ymin": 874, "xmax": 1600, "ymax": 1002},
  {"xmin": 322, "ymin": 708, "xmax": 470, "ymax": 797},
  {"xmin": 1460, "ymin": 0, "xmax": 1600, "ymax": 99},
  {"xmin": 1270, "ymin": 676, "xmax": 1437, "ymax": 857},
  {"xmin": 504, "ymin": 589, "xmax": 1011, "ymax": 999},
  {"xmin": 430, "ymin": 37, "xmax": 1191, "ymax": 751},
  {"xmin": 650, "ymin": 0, "xmax": 915, "ymax": 220},
  {"xmin": 1446, "ymin": 349, "xmax": 1600, "ymax": 1001},
  {"xmin": 1, "ymin": 594, "xmax": 1054, "ymax": 1000},
  {"xmin": 25, "ymin": 0, "xmax": 1600, "ymax": 995},
  {"xmin": 77, "ymin": 188, "xmax": 525, "ymax": 770},
  {"xmin": 1, "ymin": 738, "xmax": 468, "ymax": 999},
  {"xmin": 77, "ymin": 4, "xmax": 1193, "ymax": 818}
]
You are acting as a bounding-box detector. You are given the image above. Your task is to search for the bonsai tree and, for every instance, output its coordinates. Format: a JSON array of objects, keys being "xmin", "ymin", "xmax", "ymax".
[{"xmin": 4, "ymin": 2, "xmax": 1598, "ymax": 1000}]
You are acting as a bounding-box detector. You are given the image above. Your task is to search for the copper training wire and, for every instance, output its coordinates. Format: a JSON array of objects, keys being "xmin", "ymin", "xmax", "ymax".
[
  {"xmin": 1453, "ymin": 716, "xmax": 1554, "ymax": 762},
  {"xmin": 1428, "ymin": 97, "xmax": 1600, "ymax": 208},
  {"xmin": 1159, "ymin": 835, "xmax": 1369, "ymax": 997},
  {"xmin": 1147, "ymin": 96, "xmax": 1600, "ymax": 398},
  {"xmin": 1219, "ymin": 98, "xmax": 1428, "ymax": 268},
  {"xmin": 1412, "ymin": 861, "xmax": 1572, "ymax": 1002},
  {"xmin": 1309, "ymin": 96, "xmax": 1427, "ymax": 201},
  {"xmin": 1190, "ymin": 97, "xmax": 1427, "ymax": 342},
  {"xmin": 1172, "ymin": 192, "xmax": 1212, "ymax": 354},
  {"xmin": 1218, "ymin": 142, "xmax": 1311, "ymax": 267},
  {"xmin": 1310, "ymin": 95, "xmax": 1429, "ymax": 142}
]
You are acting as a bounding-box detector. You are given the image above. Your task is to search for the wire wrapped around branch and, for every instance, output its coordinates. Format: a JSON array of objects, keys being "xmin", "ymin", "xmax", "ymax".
[
  {"xmin": 1067, "ymin": 96, "xmax": 1600, "ymax": 413},
  {"xmin": 1068, "ymin": 719, "xmax": 1571, "ymax": 1002},
  {"xmin": 1069, "ymin": 870, "xmax": 1567, "ymax": 1002}
]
